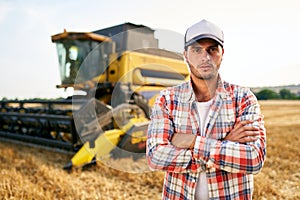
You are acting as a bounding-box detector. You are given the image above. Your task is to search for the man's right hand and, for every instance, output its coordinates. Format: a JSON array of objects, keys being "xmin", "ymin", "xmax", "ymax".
[{"xmin": 224, "ymin": 120, "xmax": 260, "ymax": 143}]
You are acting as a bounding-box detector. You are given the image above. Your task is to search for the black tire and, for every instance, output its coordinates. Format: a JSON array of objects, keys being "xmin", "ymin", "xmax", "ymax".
[{"xmin": 131, "ymin": 93, "xmax": 150, "ymax": 118}]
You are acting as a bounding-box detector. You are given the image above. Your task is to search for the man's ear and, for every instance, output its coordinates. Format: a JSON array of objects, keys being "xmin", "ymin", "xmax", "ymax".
[{"xmin": 183, "ymin": 50, "xmax": 188, "ymax": 62}]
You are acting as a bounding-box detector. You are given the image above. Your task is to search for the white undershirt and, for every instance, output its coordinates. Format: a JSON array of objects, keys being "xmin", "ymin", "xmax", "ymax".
[{"xmin": 195, "ymin": 99, "xmax": 213, "ymax": 200}]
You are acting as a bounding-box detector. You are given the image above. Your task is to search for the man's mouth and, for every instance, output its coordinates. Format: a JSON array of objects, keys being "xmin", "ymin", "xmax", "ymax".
[{"xmin": 198, "ymin": 65, "xmax": 212, "ymax": 71}]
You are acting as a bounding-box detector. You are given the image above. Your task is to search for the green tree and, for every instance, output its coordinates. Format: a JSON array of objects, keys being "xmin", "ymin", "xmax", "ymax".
[
  {"xmin": 279, "ymin": 89, "xmax": 298, "ymax": 99},
  {"xmin": 256, "ymin": 89, "xmax": 280, "ymax": 100}
]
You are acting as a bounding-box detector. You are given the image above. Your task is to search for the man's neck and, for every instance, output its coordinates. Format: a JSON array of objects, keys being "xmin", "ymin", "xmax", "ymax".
[{"xmin": 191, "ymin": 75, "xmax": 218, "ymax": 102}]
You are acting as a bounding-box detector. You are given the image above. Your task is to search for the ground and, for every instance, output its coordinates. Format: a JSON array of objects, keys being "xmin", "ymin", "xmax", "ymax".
[{"xmin": 0, "ymin": 100, "xmax": 299, "ymax": 199}]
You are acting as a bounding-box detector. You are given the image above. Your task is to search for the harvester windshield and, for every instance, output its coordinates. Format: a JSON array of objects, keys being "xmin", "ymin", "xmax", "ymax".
[{"xmin": 51, "ymin": 31, "xmax": 114, "ymax": 87}]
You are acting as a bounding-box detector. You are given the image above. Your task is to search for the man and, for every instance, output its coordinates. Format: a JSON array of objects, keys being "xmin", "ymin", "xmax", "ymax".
[{"xmin": 146, "ymin": 19, "xmax": 266, "ymax": 200}]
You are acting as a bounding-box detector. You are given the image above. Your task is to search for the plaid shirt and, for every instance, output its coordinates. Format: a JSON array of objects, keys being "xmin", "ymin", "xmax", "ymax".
[{"xmin": 146, "ymin": 76, "xmax": 266, "ymax": 200}]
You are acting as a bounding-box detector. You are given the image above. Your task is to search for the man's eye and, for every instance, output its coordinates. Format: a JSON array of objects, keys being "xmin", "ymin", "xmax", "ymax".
[
  {"xmin": 208, "ymin": 47, "xmax": 219, "ymax": 54},
  {"xmin": 193, "ymin": 48, "xmax": 201, "ymax": 53}
]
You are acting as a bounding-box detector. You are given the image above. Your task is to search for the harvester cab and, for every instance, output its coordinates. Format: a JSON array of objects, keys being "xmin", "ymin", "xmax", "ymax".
[{"xmin": 51, "ymin": 30, "xmax": 115, "ymax": 93}]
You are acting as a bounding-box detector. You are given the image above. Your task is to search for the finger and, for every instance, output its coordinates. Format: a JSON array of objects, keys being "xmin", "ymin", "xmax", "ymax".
[
  {"xmin": 238, "ymin": 131, "xmax": 259, "ymax": 141},
  {"xmin": 243, "ymin": 130, "xmax": 260, "ymax": 137},
  {"xmin": 235, "ymin": 120, "xmax": 253, "ymax": 129},
  {"xmin": 239, "ymin": 136, "xmax": 259, "ymax": 143},
  {"xmin": 232, "ymin": 122, "xmax": 258, "ymax": 136},
  {"xmin": 242, "ymin": 126, "xmax": 259, "ymax": 131}
]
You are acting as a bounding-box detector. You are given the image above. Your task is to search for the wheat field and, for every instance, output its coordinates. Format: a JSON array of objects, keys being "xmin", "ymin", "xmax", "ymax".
[{"xmin": 0, "ymin": 100, "xmax": 299, "ymax": 200}]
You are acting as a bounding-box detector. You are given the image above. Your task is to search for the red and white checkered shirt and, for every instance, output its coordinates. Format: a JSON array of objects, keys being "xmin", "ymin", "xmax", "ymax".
[{"xmin": 146, "ymin": 76, "xmax": 266, "ymax": 200}]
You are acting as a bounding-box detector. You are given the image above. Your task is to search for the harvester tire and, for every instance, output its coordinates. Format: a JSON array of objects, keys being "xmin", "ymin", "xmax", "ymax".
[{"xmin": 132, "ymin": 93, "xmax": 150, "ymax": 119}]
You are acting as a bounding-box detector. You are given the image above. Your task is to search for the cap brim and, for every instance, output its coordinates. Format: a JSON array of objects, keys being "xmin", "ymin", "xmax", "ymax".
[{"xmin": 185, "ymin": 34, "xmax": 223, "ymax": 47}]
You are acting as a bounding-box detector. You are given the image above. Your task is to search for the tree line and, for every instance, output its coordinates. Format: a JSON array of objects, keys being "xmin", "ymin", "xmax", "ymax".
[
  {"xmin": 254, "ymin": 88, "xmax": 300, "ymax": 100},
  {"xmin": 1, "ymin": 89, "xmax": 299, "ymax": 101}
]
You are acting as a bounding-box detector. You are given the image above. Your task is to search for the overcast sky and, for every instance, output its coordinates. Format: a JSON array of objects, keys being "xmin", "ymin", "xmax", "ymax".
[{"xmin": 1, "ymin": 0, "xmax": 300, "ymax": 99}]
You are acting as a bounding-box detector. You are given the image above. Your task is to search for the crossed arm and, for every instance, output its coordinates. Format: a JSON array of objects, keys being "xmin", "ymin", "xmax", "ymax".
[
  {"xmin": 172, "ymin": 119, "xmax": 260, "ymax": 149},
  {"xmin": 146, "ymin": 94, "xmax": 266, "ymax": 174}
]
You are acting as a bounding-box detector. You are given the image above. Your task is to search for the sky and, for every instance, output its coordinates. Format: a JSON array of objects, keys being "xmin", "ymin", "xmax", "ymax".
[{"xmin": 1, "ymin": 0, "xmax": 300, "ymax": 99}]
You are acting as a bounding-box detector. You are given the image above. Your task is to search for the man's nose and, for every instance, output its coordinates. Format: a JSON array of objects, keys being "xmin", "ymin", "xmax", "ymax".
[{"xmin": 200, "ymin": 50, "xmax": 211, "ymax": 61}]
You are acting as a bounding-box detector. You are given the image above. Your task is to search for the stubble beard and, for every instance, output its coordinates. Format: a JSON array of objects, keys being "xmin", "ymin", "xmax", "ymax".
[{"xmin": 189, "ymin": 63, "xmax": 219, "ymax": 81}]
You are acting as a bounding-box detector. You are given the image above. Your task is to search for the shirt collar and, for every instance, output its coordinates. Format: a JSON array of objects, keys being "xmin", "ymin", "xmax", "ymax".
[{"xmin": 185, "ymin": 74, "xmax": 227, "ymax": 102}]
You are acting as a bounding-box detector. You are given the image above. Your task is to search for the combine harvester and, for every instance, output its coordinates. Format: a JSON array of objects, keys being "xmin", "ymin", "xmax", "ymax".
[{"xmin": 0, "ymin": 23, "xmax": 189, "ymax": 169}]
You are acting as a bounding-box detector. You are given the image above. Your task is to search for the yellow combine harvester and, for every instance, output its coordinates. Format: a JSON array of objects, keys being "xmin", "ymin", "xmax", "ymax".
[{"xmin": 0, "ymin": 23, "xmax": 189, "ymax": 169}]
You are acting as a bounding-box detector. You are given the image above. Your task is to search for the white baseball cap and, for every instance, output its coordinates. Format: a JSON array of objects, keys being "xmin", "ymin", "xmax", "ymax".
[{"xmin": 184, "ymin": 19, "xmax": 224, "ymax": 48}]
